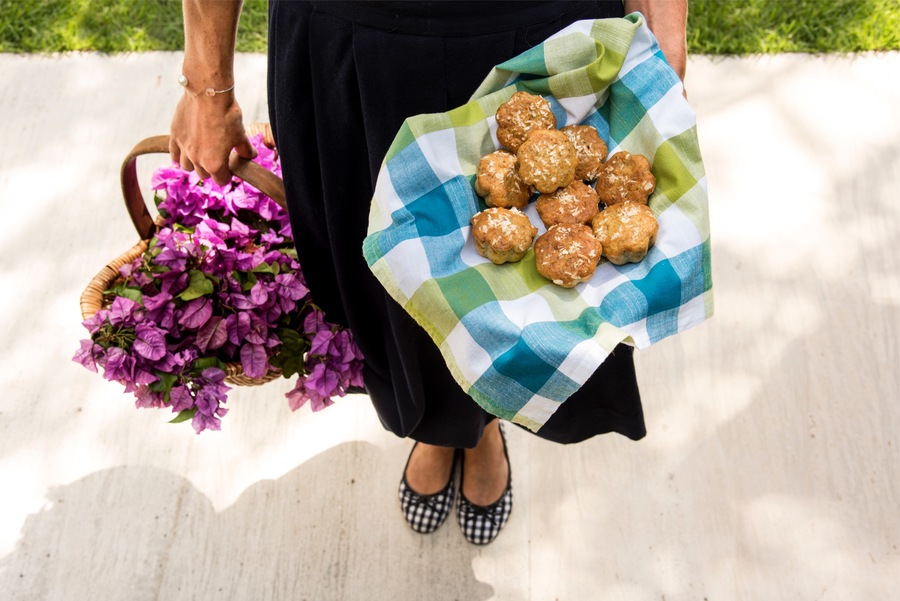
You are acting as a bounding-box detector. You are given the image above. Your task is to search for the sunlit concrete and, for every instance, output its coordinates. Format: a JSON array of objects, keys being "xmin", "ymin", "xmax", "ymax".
[{"xmin": 0, "ymin": 51, "xmax": 897, "ymax": 600}]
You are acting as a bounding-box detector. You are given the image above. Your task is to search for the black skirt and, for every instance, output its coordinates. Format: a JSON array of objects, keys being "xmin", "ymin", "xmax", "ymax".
[{"xmin": 267, "ymin": 0, "xmax": 646, "ymax": 447}]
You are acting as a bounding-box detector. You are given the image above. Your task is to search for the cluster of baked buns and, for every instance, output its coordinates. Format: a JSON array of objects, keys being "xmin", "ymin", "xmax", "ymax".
[{"xmin": 469, "ymin": 91, "xmax": 659, "ymax": 288}]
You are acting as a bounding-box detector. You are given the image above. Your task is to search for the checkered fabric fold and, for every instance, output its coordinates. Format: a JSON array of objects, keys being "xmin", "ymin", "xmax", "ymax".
[{"xmin": 363, "ymin": 14, "xmax": 713, "ymax": 432}]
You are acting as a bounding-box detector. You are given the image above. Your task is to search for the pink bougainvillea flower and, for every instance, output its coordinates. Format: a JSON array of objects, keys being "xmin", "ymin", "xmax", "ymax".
[
  {"xmin": 74, "ymin": 133, "xmax": 363, "ymax": 434},
  {"xmin": 196, "ymin": 316, "xmax": 227, "ymax": 353},
  {"xmin": 107, "ymin": 296, "xmax": 142, "ymax": 326},
  {"xmin": 169, "ymin": 385, "xmax": 194, "ymax": 413},
  {"xmin": 103, "ymin": 347, "xmax": 135, "ymax": 383},
  {"xmin": 134, "ymin": 385, "xmax": 165, "ymax": 409},
  {"xmin": 240, "ymin": 342, "xmax": 269, "ymax": 379},
  {"xmin": 72, "ymin": 339, "xmax": 101, "ymax": 372},
  {"xmin": 133, "ymin": 324, "xmax": 167, "ymax": 361},
  {"xmin": 179, "ymin": 298, "xmax": 213, "ymax": 330}
]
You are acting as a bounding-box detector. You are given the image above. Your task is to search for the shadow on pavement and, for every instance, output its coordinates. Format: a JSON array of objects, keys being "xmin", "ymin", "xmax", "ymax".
[{"xmin": 0, "ymin": 441, "xmax": 494, "ymax": 601}]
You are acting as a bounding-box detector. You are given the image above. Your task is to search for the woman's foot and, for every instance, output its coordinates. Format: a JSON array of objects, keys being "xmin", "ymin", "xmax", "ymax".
[
  {"xmin": 398, "ymin": 442, "xmax": 457, "ymax": 534},
  {"xmin": 404, "ymin": 443, "xmax": 456, "ymax": 494},
  {"xmin": 461, "ymin": 420, "xmax": 510, "ymax": 505},
  {"xmin": 458, "ymin": 420, "xmax": 513, "ymax": 545},
  {"xmin": 398, "ymin": 422, "xmax": 512, "ymax": 541}
]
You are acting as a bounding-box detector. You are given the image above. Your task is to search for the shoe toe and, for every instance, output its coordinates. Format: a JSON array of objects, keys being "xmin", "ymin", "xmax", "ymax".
[
  {"xmin": 457, "ymin": 486, "xmax": 513, "ymax": 545},
  {"xmin": 399, "ymin": 479, "xmax": 455, "ymax": 534}
]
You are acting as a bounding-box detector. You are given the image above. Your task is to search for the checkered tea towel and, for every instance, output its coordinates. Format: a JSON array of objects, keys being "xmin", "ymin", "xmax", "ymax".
[{"xmin": 363, "ymin": 14, "xmax": 713, "ymax": 432}]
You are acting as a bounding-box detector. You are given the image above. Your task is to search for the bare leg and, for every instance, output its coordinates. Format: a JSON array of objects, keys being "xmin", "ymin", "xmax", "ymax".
[
  {"xmin": 404, "ymin": 442, "xmax": 455, "ymax": 495},
  {"xmin": 461, "ymin": 419, "xmax": 509, "ymax": 505},
  {"xmin": 405, "ymin": 419, "xmax": 508, "ymax": 502}
]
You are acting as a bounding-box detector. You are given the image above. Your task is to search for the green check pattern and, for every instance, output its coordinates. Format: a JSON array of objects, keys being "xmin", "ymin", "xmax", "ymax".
[{"xmin": 363, "ymin": 15, "xmax": 713, "ymax": 432}]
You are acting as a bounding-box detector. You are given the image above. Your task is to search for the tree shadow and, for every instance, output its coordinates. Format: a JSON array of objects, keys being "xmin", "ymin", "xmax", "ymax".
[{"xmin": 0, "ymin": 441, "xmax": 494, "ymax": 601}]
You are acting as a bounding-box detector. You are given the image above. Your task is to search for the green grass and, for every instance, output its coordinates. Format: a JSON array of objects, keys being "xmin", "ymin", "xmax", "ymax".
[
  {"xmin": 1, "ymin": 0, "xmax": 898, "ymax": 54},
  {"xmin": 0, "ymin": 0, "xmax": 268, "ymax": 53},
  {"xmin": 687, "ymin": 0, "xmax": 900, "ymax": 54}
]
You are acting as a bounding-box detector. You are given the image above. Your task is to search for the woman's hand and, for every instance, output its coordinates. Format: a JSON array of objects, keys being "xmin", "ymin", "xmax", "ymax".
[
  {"xmin": 623, "ymin": 0, "xmax": 688, "ymax": 89},
  {"xmin": 170, "ymin": 0, "xmax": 254, "ymax": 186},
  {"xmin": 169, "ymin": 89, "xmax": 255, "ymax": 185}
]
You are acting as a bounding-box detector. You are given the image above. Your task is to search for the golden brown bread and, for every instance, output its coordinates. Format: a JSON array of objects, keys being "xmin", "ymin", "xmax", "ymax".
[
  {"xmin": 595, "ymin": 151, "xmax": 656, "ymax": 206},
  {"xmin": 495, "ymin": 91, "xmax": 557, "ymax": 152},
  {"xmin": 535, "ymin": 180, "xmax": 600, "ymax": 228},
  {"xmin": 470, "ymin": 207, "xmax": 539, "ymax": 265},
  {"xmin": 534, "ymin": 223, "xmax": 602, "ymax": 288},
  {"xmin": 516, "ymin": 129, "xmax": 577, "ymax": 194},
  {"xmin": 591, "ymin": 201, "xmax": 658, "ymax": 265},
  {"xmin": 474, "ymin": 149, "xmax": 531, "ymax": 209},
  {"xmin": 561, "ymin": 124, "xmax": 608, "ymax": 182}
]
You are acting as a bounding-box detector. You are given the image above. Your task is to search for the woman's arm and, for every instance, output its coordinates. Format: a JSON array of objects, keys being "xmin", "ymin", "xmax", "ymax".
[
  {"xmin": 170, "ymin": 0, "xmax": 256, "ymax": 185},
  {"xmin": 623, "ymin": 0, "xmax": 688, "ymax": 84}
]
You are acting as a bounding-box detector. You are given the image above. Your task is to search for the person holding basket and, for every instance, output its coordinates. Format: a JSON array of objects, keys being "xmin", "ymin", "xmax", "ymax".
[{"xmin": 170, "ymin": 0, "xmax": 687, "ymax": 545}]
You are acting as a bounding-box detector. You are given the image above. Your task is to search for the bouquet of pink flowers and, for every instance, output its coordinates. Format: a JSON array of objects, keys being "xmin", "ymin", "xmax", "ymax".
[{"xmin": 74, "ymin": 133, "xmax": 364, "ymax": 433}]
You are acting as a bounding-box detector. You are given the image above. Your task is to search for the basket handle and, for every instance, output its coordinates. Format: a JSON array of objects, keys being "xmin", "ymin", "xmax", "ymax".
[{"xmin": 120, "ymin": 133, "xmax": 287, "ymax": 240}]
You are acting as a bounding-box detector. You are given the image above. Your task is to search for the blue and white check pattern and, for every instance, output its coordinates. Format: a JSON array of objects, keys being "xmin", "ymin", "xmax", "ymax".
[{"xmin": 363, "ymin": 15, "xmax": 713, "ymax": 432}]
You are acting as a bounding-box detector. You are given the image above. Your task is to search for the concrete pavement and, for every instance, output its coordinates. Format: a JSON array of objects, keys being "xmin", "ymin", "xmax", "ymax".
[{"xmin": 0, "ymin": 51, "xmax": 898, "ymax": 600}]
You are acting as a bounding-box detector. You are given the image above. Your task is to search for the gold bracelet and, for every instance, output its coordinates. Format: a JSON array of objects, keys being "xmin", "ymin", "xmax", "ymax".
[{"xmin": 178, "ymin": 73, "xmax": 235, "ymax": 97}]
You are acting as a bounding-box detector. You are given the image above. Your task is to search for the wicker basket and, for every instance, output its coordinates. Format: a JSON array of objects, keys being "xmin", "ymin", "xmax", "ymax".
[{"xmin": 80, "ymin": 125, "xmax": 287, "ymax": 386}]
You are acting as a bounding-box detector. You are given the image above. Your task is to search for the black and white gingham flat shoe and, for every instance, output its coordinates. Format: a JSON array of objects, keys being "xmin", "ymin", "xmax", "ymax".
[
  {"xmin": 457, "ymin": 423, "xmax": 513, "ymax": 545},
  {"xmin": 398, "ymin": 445, "xmax": 458, "ymax": 534}
]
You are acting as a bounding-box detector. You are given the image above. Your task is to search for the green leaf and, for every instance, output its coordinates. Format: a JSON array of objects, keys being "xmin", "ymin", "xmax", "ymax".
[
  {"xmin": 280, "ymin": 330, "xmax": 310, "ymax": 354},
  {"xmin": 169, "ymin": 408, "xmax": 196, "ymax": 424},
  {"xmin": 270, "ymin": 328, "xmax": 309, "ymax": 378},
  {"xmin": 118, "ymin": 287, "xmax": 144, "ymax": 304},
  {"xmin": 276, "ymin": 327, "xmax": 304, "ymax": 346},
  {"xmin": 239, "ymin": 271, "xmax": 258, "ymax": 292},
  {"xmin": 192, "ymin": 357, "xmax": 226, "ymax": 373},
  {"xmin": 251, "ymin": 261, "xmax": 280, "ymax": 275},
  {"xmin": 179, "ymin": 269, "xmax": 214, "ymax": 300},
  {"xmin": 104, "ymin": 282, "xmax": 144, "ymax": 305},
  {"xmin": 270, "ymin": 352, "xmax": 306, "ymax": 378},
  {"xmin": 149, "ymin": 373, "xmax": 178, "ymax": 402},
  {"xmin": 149, "ymin": 373, "xmax": 175, "ymax": 391}
]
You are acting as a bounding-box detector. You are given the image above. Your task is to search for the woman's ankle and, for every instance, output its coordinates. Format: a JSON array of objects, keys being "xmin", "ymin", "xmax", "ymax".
[
  {"xmin": 462, "ymin": 421, "xmax": 509, "ymax": 505},
  {"xmin": 404, "ymin": 442, "xmax": 456, "ymax": 495}
]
